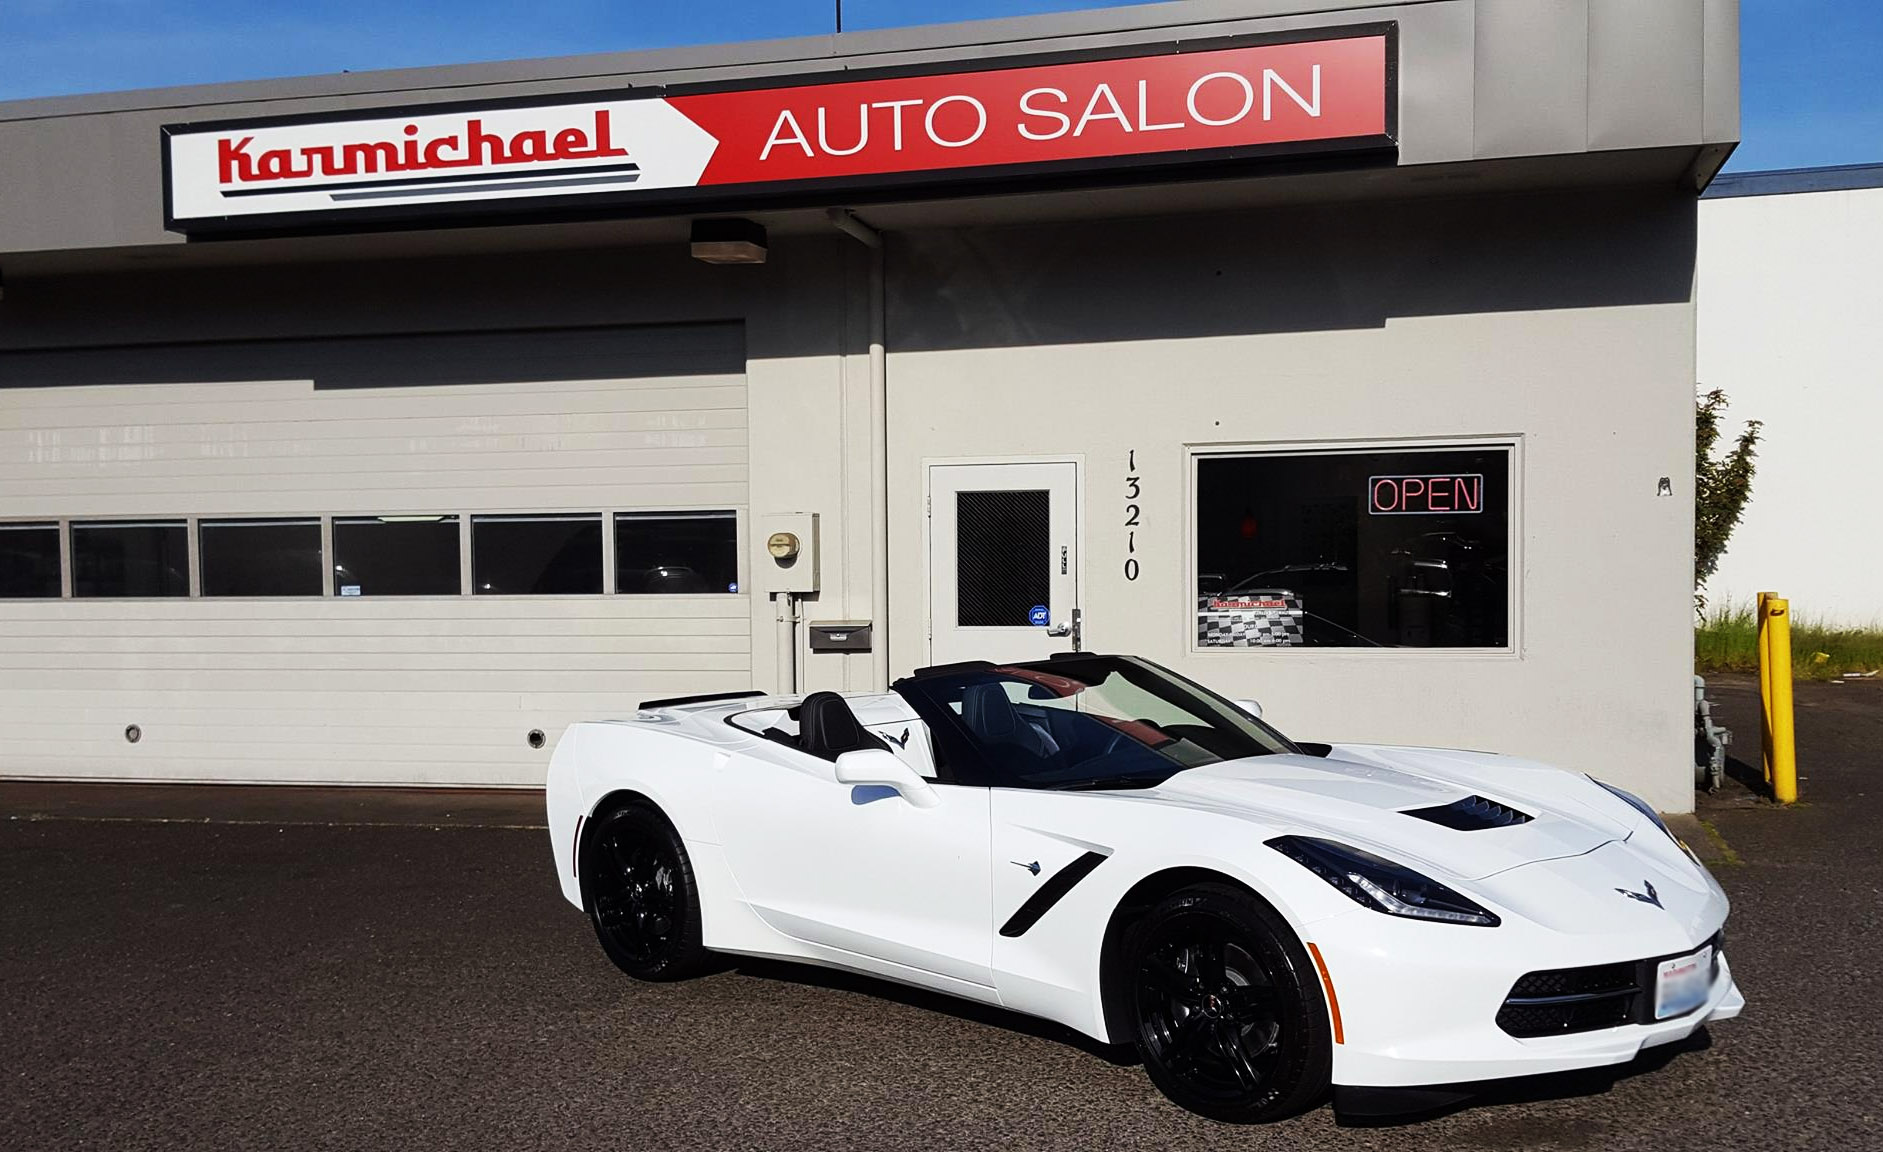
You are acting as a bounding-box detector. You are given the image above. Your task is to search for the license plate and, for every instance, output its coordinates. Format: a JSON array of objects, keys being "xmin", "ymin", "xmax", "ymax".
[{"xmin": 1655, "ymin": 945, "xmax": 1714, "ymax": 1020}]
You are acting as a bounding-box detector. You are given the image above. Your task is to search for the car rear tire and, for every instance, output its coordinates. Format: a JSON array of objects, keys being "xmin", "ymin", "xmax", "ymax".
[
  {"xmin": 581, "ymin": 802, "xmax": 708, "ymax": 981},
  {"xmin": 1125, "ymin": 883, "xmax": 1332, "ymax": 1122}
]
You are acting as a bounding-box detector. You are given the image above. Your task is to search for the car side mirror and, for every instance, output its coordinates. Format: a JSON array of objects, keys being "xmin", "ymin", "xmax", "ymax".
[
  {"xmin": 1234, "ymin": 698, "xmax": 1263, "ymax": 720},
  {"xmin": 833, "ymin": 748, "xmax": 941, "ymax": 808}
]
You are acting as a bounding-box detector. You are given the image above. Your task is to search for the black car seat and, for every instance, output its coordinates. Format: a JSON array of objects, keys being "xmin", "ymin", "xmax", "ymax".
[
  {"xmin": 960, "ymin": 683, "xmax": 1060, "ymax": 760},
  {"xmin": 797, "ymin": 691, "xmax": 891, "ymax": 761}
]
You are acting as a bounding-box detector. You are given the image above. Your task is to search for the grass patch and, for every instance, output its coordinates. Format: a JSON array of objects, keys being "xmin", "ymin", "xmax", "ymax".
[{"xmin": 1696, "ymin": 602, "xmax": 1883, "ymax": 682}]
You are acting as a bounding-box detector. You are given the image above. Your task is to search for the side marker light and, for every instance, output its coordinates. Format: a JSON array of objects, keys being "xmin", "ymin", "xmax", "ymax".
[{"xmin": 1307, "ymin": 941, "xmax": 1345, "ymax": 1045}]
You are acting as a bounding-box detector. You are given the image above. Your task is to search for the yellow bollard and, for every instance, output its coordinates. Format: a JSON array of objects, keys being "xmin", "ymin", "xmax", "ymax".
[
  {"xmin": 1757, "ymin": 591, "xmax": 1774, "ymax": 783},
  {"xmin": 1764, "ymin": 597, "xmax": 1799, "ymax": 804}
]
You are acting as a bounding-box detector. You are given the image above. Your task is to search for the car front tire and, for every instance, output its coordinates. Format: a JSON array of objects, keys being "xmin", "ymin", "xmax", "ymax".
[
  {"xmin": 1125, "ymin": 883, "xmax": 1333, "ymax": 1122},
  {"xmin": 581, "ymin": 802, "xmax": 709, "ymax": 981}
]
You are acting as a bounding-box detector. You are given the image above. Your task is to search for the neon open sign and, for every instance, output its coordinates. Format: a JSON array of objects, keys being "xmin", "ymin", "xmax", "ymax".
[{"xmin": 1368, "ymin": 473, "xmax": 1483, "ymax": 515}]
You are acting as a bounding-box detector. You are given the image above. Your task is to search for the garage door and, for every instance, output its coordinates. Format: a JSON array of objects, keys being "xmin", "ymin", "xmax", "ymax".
[{"xmin": 0, "ymin": 323, "xmax": 748, "ymax": 786}]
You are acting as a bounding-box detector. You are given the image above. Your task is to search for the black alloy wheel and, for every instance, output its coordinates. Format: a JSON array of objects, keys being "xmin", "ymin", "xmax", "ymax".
[
  {"xmin": 582, "ymin": 803, "xmax": 707, "ymax": 981},
  {"xmin": 1128, "ymin": 884, "xmax": 1331, "ymax": 1122}
]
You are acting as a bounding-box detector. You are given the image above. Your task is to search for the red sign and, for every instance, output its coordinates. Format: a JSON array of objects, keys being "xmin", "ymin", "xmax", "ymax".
[
  {"xmin": 674, "ymin": 35, "xmax": 1390, "ymax": 187},
  {"xmin": 165, "ymin": 30, "xmax": 1393, "ymax": 231}
]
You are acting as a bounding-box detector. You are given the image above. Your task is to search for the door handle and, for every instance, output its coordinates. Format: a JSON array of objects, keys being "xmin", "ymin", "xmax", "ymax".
[{"xmin": 1046, "ymin": 609, "xmax": 1083, "ymax": 649}]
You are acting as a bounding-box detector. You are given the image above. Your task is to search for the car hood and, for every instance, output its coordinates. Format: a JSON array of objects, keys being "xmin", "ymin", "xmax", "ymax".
[{"xmin": 1143, "ymin": 743, "xmax": 1637, "ymax": 881}]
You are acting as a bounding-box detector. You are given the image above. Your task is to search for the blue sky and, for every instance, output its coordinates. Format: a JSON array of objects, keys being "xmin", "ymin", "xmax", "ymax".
[{"xmin": 0, "ymin": 1, "xmax": 1876, "ymax": 173}]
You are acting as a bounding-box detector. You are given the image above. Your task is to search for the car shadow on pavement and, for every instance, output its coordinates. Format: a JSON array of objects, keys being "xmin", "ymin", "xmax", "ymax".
[
  {"xmin": 723, "ymin": 952, "xmax": 1715, "ymax": 1125},
  {"xmin": 1335, "ymin": 1028, "xmax": 1713, "ymax": 1127},
  {"xmin": 725, "ymin": 956, "xmax": 1143, "ymax": 1067}
]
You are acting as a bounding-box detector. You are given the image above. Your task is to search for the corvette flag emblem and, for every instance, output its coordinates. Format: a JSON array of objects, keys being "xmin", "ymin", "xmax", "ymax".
[{"xmin": 1616, "ymin": 881, "xmax": 1663, "ymax": 908}]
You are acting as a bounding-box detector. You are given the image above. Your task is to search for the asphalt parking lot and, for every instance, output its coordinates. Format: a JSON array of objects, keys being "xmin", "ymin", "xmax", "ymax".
[{"xmin": 2, "ymin": 674, "xmax": 1877, "ymax": 1152}]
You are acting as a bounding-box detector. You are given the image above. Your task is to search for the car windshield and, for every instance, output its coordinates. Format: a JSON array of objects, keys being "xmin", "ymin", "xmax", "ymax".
[{"xmin": 894, "ymin": 654, "xmax": 1296, "ymax": 791}]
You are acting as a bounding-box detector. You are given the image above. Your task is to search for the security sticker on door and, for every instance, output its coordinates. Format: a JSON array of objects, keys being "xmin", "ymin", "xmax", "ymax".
[
  {"xmin": 1028, "ymin": 605, "xmax": 1051, "ymax": 628},
  {"xmin": 1655, "ymin": 945, "xmax": 1713, "ymax": 1020}
]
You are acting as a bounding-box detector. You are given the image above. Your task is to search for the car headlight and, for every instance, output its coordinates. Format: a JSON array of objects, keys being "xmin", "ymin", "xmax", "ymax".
[
  {"xmin": 1266, "ymin": 835, "xmax": 1501, "ymax": 927},
  {"xmin": 1591, "ymin": 778, "xmax": 1678, "ymax": 844}
]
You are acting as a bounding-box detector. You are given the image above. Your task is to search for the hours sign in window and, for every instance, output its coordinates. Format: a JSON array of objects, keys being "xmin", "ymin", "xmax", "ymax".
[{"xmin": 1195, "ymin": 446, "xmax": 1512, "ymax": 648}]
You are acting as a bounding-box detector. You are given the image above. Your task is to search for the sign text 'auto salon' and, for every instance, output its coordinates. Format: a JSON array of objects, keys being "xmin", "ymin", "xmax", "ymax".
[{"xmin": 164, "ymin": 31, "xmax": 1392, "ymax": 229}]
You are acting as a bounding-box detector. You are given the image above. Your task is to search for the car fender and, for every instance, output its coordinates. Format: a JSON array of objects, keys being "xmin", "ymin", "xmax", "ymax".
[
  {"xmin": 547, "ymin": 718, "xmax": 736, "ymax": 909},
  {"xmin": 989, "ymin": 792, "xmax": 1361, "ymax": 1043}
]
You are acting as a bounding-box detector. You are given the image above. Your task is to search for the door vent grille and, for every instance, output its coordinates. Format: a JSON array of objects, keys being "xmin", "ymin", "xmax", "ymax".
[{"xmin": 1403, "ymin": 795, "xmax": 1534, "ymax": 831}]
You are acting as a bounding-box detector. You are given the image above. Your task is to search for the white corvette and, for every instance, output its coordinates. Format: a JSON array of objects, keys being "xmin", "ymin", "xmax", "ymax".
[{"xmin": 545, "ymin": 653, "xmax": 1743, "ymax": 1122}]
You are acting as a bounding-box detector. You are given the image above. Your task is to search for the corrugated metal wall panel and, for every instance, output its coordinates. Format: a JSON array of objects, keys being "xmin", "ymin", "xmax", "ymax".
[{"xmin": 0, "ymin": 323, "xmax": 749, "ymax": 786}]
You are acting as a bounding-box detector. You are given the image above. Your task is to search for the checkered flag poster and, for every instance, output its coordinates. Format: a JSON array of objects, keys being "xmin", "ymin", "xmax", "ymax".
[{"xmin": 1197, "ymin": 591, "xmax": 1306, "ymax": 647}]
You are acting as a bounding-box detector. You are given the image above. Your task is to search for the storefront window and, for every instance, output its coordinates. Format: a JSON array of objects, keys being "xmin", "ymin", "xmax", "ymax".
[
  {"xmin": 200, "ymin": 518, "xmax": 324, "ymax": 597},
  {"xmin": 71, "ymin": 521, "xmax": 190, "ymax": 598},
  {"xmin": 333, "ymin": 516, "xmax": 461, "ymax": 596},
  {"xmin": 1195, "ymin": 447, "xmax": 1511, "ymax": 648},
  {"xmin": 471, "ymin": 514, "xmax": 602, "ymax": 595},
  {"xmin": 615, "ymin": 511, "xmax": 738, "ymax": 594}
]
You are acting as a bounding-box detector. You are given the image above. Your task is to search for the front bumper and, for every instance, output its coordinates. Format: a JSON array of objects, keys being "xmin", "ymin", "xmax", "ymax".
[{"xmin": 1311, "ymin": 910, "xmax": 1743, "ymax": 1088}]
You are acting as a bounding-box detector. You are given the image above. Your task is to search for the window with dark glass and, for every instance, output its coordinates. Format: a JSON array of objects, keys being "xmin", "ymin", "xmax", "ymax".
[
  {"xmin": 333, "ymin": 516, "xmax": 461, "ymax": 596},
  {"xmin": 956, "ymin": 489, "xmax": 1050, "ymax": 626},
  {"xmin": 472, "ymin": 514, "xmax": 602, "ymax": 595},
  {"xmin": 615, "ymin": 511, "xmax": 738, "ymax": 594},
  {"xmin": 71, "ymin": 520, "xmax": 190, "ymax": 598},
  {"xmin": 0, "ymin": 523, "xmax": 61, "ymax": 599},
  {"xmin": 200, "ymin": 518, "xmax": 324, "ymax": 597},
  {"xmin": 1195, "ymin": 447, "xmax": 1511, "ymax": 649}
]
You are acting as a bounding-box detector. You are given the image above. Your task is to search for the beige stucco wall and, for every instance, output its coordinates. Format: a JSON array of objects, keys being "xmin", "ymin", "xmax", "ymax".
[{"xmin": 886, "ymin": 189, "xmax": 1700, "ymax": 811}]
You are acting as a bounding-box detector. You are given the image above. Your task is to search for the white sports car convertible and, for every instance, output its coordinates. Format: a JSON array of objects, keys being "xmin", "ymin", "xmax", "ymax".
[{"xmin": 545, "ymin": 653, "xmax": 1743, "ymax": 1122}]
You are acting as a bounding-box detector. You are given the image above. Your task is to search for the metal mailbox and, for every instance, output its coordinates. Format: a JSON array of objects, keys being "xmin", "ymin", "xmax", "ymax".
[{"xmin": 807, "ymin": 620, "xmax": 872, "ymax": 652}]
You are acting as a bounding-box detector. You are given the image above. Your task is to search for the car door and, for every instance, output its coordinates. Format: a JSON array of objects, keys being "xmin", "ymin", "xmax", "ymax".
[{"xmin": 714, "ymin": 740, "xmax": 996, "ymax": 994}]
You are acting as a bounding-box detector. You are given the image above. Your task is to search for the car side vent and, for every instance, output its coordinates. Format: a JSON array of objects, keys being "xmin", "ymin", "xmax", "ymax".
[{"xmin": 1403, "ymin": 795, "xmax": 1534, "ymax": 831}]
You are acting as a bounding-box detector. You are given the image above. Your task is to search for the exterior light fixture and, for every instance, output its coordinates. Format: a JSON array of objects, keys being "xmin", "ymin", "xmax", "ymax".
[{"xmin": 690, "ymin": 218, "xmax": 768, "ymax": 264}]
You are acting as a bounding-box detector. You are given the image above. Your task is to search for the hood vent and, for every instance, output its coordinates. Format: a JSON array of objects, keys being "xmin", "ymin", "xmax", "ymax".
[{"xmin": 1404, "ymin": 795, "xmax": 1534, "ymax": 831}]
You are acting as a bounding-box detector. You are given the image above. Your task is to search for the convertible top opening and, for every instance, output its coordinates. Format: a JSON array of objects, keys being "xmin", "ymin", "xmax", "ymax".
[{"xmin": 893, "ymin": 653, "xmax": 1298, "ymax": 791}]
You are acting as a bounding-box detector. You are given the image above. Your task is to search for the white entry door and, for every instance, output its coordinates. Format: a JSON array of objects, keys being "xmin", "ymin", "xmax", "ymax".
[{"xmin": 928, "ymin": 461, "xmax": 1080, "ymax": 666}]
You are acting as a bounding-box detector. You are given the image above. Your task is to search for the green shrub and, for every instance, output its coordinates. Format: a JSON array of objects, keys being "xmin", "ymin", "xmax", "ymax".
[{"xmin": 1695, "ymin": 389, "xmax": 1761, "ymax": 615}]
